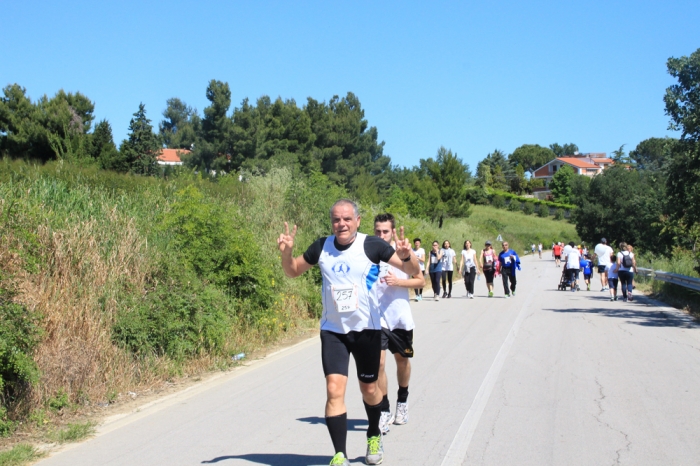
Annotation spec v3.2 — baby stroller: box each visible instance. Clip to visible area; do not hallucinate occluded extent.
[558,268,579,291]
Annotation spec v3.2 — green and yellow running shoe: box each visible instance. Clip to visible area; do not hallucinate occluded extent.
[330,452,349,466]
[366,435,384,464]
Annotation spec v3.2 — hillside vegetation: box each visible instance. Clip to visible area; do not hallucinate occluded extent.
[0,159,574,436]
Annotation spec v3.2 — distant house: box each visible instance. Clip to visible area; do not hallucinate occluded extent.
[156,148,190,166]
[532,153,613,199]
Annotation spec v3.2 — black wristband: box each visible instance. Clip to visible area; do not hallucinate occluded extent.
[402,255,411,262]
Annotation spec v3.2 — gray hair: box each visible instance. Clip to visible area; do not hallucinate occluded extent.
[330,199,360,219]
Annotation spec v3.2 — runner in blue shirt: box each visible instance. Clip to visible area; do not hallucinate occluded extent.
[497,241,521,298]
[580,254,593,291]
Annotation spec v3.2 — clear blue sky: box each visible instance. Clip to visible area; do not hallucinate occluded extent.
[3,0,698,170]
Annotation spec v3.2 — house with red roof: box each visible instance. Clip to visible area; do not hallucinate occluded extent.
[156,148,190,166]
[532,153,613,198]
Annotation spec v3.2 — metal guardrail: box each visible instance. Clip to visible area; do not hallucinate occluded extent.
[636,267,700,292]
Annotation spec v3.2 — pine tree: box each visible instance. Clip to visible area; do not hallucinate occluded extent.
[120,103,161,175]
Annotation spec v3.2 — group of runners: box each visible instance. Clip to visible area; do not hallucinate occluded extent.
[278,199,528,465]
[554,238,638,301]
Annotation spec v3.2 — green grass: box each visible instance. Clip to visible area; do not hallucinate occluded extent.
[52,422,95,444]
[635,249,700,315]
[0,444,43,466]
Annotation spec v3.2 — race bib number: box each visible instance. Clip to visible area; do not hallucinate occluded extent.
[504,255,511,265]
[332,284,359,313]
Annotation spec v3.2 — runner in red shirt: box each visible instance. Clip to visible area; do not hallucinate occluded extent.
[552,243,563,267]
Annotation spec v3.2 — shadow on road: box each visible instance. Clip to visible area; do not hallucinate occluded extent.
[542,299,697,328]
[201,453,364,465]
[296,416,368,430]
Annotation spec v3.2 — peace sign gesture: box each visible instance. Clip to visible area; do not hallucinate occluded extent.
[392,226,412,260]
[277,222,297,254]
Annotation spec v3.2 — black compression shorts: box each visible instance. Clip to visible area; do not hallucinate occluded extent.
[555,255,561,260]
[320,329,382,383]
[380,328,414,358]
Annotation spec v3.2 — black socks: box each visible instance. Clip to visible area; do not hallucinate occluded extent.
[325,413,347,457]
[397,386,409,403]
[380,394,391,412]
[364,400,382,438]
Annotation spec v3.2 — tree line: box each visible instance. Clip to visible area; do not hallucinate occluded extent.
[2,47,700,269]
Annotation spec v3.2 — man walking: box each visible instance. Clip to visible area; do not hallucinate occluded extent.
[278,199,420,466]
[593,238,614,291]
[498,241,521,298]
[373,214,424,435]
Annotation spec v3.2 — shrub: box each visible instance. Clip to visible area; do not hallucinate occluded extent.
[491,195,506,209]
[113,278,235,360]
[507,200,522,212]
[0,287,42,408]
[555,208,566,220]
[522,202,535,215]
[537,204,550,218]
[466,187,490,205]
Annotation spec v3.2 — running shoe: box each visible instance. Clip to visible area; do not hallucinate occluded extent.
[442,292,448,298]
[628,295,634,302]
[435,295,440,301]
[394,401,409,425]
[330,452,349,466]
[511,292,516,296]
[418,295,422,301]
[379,410,394,435]
[505,294,511,298]
[587,284,590,291]
[571,288,575,292]
[365,435,384,465]
[610,297,614,301]
[447,293,451,298]
[614,296,618,301]
[488,291,493,298]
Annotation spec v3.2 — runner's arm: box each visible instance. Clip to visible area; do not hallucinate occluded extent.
[383,270,425,289]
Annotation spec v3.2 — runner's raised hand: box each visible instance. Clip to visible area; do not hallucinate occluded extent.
[277,222,297,254]
[393,226,412,260]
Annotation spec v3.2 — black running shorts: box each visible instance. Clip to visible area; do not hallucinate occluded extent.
[483,269,495,284]
[597,265,606,273]
[555,255,561,260]
[320,329,382,383]
[380,328,414,358]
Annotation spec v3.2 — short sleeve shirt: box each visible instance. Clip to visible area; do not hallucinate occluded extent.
[440,248,456,271]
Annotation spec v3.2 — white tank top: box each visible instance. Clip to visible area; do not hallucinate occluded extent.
[318,233,383,333]
[376,263,415,331]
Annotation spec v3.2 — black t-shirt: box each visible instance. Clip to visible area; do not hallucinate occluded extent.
[303,235,395,266]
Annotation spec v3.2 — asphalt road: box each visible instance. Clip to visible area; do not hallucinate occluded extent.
[37,254,700,465]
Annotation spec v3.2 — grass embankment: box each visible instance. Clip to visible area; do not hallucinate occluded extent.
[635,249,700,316]
[0,159,577,448]
[0,160,325,444]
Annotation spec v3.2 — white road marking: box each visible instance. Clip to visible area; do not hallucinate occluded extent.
[441,289,535,465]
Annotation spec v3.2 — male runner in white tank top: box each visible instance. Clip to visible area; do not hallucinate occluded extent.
[372,213,425,435]
[278,200,420,466]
